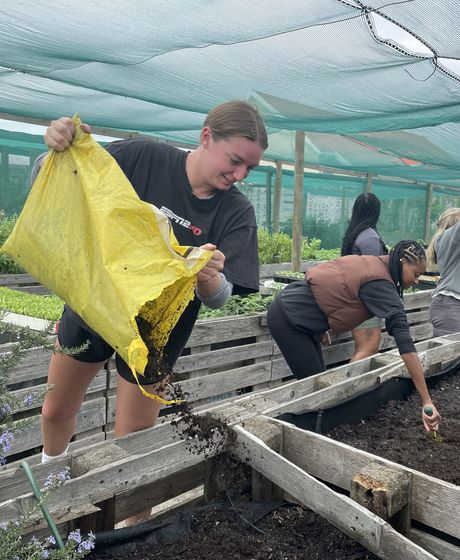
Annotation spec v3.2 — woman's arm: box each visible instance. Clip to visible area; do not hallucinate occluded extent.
[400,352,440,431]
[360,280,441,430]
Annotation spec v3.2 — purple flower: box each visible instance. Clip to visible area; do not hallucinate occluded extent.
[23,393,35,407]
[46,535,56,546]
[0,431,14,453]
[77,531,96,552]
[44,467,70,489]
[67,529,82,544]
[0,402,11,417]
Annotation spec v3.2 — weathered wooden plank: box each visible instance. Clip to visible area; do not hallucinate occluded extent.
[0,421,179,501]
[107,360,273,422]
[405,309,430,324]
[243,358,375,407]
[6,397,106,457]
[3,347,52,387]
[263,366,403,417]
[232,424,437,560]
[178,362,271,401]
[114,463,204,522]
[410,528,460,560]
[403,290,432,311]
[260,335,458,416]
[0,273,42,286]
[187,314,267,347]
[274,418,460,541]
[261,336,460,416]
[0,438,214,526]
[11,285,51,295]
[175,340,274,374]
[8,369,107,413]
[272,322,437,383]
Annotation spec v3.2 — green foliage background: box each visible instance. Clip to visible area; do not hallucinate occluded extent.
[0,215,24,274]
[0,218,341,320]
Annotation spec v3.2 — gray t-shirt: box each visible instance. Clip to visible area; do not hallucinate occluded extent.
[432,221,460,299]
[353,227,386,256]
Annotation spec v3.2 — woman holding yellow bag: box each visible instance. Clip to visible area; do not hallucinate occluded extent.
[37,100,268,465]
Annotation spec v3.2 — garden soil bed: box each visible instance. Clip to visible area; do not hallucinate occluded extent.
[87,367,460,560]
[327,366,460,486]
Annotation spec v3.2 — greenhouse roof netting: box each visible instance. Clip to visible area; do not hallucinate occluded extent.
[1,1,460,185]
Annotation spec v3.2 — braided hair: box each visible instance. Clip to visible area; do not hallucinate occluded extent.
[389,240,426,298]
[341,192,386,256]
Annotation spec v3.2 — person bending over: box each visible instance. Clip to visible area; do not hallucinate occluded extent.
[267,240,440,431]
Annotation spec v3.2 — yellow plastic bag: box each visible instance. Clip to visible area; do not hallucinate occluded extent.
[1,116,212,402]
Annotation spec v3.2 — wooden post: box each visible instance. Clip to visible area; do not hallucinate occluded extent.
[265,169,273,233]
[365,174,372,192]
[73,443,130,531]
[424,183,433,244]
[292,131,305,272]
[273,161,282,233]
[350,462,412,535]
[243,416,283,502]
[0,146,8,212]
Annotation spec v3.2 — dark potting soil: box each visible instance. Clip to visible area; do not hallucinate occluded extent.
[327,367,460,486]
[88,501,378,560]
[87,368,459,560]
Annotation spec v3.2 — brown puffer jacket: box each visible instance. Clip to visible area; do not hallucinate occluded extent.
[306,255,393,334]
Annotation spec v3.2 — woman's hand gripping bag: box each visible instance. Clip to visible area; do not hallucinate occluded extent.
[1,116,212,402]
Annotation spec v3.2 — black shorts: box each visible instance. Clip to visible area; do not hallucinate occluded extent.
[57,302,200,385]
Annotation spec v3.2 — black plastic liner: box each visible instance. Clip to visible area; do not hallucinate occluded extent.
[93,498,285,552]
[278,359,460,435]
[279,376,414,434]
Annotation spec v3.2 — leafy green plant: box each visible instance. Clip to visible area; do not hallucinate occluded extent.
[0,287,64,320]
[198,292,280,319]
[0,477,95,560]
[281,216,345,250]
[0,214,25,274]
[258,228,337,264]
[257,229,293,264]
[314,247,340,260]
[0,322,94,559]
[273,270,305,280]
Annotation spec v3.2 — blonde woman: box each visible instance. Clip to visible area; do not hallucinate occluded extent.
[427,208,460,336]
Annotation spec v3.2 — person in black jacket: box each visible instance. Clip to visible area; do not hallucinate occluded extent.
[267,240,440,432]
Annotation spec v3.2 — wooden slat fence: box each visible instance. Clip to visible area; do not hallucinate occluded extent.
[2,289,434,461]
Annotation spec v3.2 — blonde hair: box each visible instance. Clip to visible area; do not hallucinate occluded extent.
[426,207,460,269]
[203,100,268,150]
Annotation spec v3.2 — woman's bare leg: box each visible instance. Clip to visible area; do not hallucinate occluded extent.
[114,376,165,526]
[350,327,381,363]
[41,348,105,456]
[114,375,164,436]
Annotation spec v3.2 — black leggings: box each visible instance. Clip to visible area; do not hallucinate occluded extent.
[267,297,325,379]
